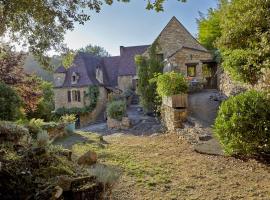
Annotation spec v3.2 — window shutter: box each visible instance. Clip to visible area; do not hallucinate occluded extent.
[67,91,71,102]
[77,90,81,102]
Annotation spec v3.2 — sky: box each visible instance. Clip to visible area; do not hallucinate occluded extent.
[64,0,218,56]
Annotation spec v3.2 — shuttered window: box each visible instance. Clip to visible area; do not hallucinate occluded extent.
[67,91,71,102]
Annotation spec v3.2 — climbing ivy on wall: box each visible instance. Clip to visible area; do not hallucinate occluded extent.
[55,86,99,116]
[135,42,163,114]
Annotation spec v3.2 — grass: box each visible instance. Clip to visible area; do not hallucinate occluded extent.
[62,131,270,200]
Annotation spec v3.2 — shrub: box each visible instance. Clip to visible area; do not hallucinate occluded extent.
[60,114,76,124]
[123,88,134,98]
[106,101,126,121]
[214,90,270,155]
[36,130,50,147]
[28,118,46,137]
[0,121,30,144]
[0,83,21,121]
[150,72,188,97]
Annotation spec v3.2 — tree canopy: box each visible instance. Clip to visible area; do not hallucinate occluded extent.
[0,0,186,68]
[78,44,110,57]
[198,0,270,85]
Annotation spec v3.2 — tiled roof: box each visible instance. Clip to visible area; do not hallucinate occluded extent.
[54,45,148,88]
[118,45,149,76]
[54,66,66,73]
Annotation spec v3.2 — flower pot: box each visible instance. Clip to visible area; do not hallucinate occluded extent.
[163,94,188,108]
[64,122,75,134]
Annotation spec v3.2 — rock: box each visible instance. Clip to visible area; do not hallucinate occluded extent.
[57,176,73,191]
[199,134,212,141]
[53,186,63,199]
[121,117,131,129]
[77,150,97,166]
[59,149,72,161]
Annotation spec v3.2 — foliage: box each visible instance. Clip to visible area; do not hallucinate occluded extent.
[60,114,77,124]
[62,51,75,69]
[123,88,134,98]
[135,42,163,113]
[0,45,43,113]
[0,0,186,68]
[214,90,270,155]
[85,86,99,111]
[106,101,126,121]
[0,82,21,121]
[36,130,50,147]
[0,121,30,144]
[150,72,188,97]
[28,118,45,136]
[216,0,270,85]
[108,93,125,103]
[197,6,222,50]
[27,81,55,121]
[78,44,111,57]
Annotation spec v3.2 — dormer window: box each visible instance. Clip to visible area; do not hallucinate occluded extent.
[71,72,79,84]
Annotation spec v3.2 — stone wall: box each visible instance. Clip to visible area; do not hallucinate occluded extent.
[218,68,270,97]
[161,105,187,131]
[54,87,88,110]
[154,17,207,58]
[80,87,108,127]
[107,117,131,130]
[167,48,213,81]
[118,75,134,91]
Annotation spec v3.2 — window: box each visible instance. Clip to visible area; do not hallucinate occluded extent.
[68,90,81,102]
[71,72,79,84]
[187,65,196,77]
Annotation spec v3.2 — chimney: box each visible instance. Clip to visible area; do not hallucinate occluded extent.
[120,46,125,56]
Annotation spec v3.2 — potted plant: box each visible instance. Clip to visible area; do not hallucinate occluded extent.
[60,114,77,133]
[151,71,188,108]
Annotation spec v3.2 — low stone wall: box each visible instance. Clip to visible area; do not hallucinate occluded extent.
[107,117,131,130]
[218,69,270,97]
[161,105,187,131]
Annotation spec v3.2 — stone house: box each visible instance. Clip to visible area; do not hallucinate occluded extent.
[53,16,215,126]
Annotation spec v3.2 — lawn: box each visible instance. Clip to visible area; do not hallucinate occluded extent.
[65,131,270,200]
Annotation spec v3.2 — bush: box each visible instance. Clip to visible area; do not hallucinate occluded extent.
[28,118,46,137]
[214,90,270,155]
[0,83,21,121]
[60,114,76,124]
[123,88,134,98]
[0,121,30,144]
[106,101,126,121]
[150,72,188,97]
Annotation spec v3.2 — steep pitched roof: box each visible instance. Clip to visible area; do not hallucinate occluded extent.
[155,16,207,52]
[102,56,121,87]
[118,45,150,76]
[54,66,66,73]
[60,53,102,88]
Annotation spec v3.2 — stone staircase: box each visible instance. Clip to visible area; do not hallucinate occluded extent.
[131,94,139,105]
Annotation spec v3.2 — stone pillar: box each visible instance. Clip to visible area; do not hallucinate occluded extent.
[161,104,187,131]
[197,62,203,80]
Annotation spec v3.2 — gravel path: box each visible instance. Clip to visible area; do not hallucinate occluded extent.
[188,89,220,127]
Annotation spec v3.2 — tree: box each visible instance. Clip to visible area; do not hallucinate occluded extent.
[197,7,222,50]
[27,81,55,121]
[0,82,21,121]
[0,45,43,114]
[216,0,270,85]
[0,0,186,68]
[78,44,110,57]
[135,43,163,113]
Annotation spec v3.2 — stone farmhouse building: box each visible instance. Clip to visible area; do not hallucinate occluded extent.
[53,17,216,126]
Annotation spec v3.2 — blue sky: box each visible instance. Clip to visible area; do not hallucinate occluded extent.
[64,0,218,56]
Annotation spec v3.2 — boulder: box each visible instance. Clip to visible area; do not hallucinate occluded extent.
[77,150,97,166]
[57,176,73,191]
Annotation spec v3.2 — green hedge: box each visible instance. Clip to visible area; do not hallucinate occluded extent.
[214,90,270,155]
